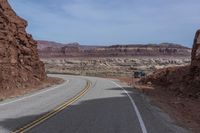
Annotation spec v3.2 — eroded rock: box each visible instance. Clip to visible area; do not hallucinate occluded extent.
[0,0,46,89]
[191,30,200,74]
[141,29,200,99]
[37,40,191,58]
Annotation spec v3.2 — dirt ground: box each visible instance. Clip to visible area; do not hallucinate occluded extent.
[116,76,200,133]
[0,77,64,101]
[42,57,190,77]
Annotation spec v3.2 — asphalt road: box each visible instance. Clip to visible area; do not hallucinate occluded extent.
[0,74,190,133]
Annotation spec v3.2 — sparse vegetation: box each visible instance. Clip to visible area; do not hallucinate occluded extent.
[41,57,190,77]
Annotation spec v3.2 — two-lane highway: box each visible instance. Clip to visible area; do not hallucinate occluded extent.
[0,74,190,133]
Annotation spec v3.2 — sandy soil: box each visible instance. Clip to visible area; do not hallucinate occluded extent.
[42,57,190,77]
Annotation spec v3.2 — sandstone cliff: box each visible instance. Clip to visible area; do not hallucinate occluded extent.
[37,40,191,58]
[0,0,46,89]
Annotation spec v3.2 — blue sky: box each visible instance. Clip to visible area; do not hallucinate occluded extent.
[9,0,200,47]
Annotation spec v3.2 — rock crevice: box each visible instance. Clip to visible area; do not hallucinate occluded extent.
[191,30,200,75]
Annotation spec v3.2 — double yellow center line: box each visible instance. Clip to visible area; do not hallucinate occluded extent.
[12,80,91,133]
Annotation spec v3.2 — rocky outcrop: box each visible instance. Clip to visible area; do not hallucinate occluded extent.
[191,30,200,75]
[0,0,46,89]
[141,30,200,99]
[37,40,191,58]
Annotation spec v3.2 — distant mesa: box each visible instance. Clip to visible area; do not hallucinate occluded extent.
[37,40,191,58]
[0,0,46,90]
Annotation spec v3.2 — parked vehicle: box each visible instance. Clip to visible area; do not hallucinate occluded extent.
[134,71,146,78]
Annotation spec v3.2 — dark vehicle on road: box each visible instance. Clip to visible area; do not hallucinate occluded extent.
[134,71,146,78]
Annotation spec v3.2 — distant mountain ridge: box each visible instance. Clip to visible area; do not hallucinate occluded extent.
[37,40,191,58]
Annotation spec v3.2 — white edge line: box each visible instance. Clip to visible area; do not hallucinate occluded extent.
[0,80,69,106]
[112,81,148,133]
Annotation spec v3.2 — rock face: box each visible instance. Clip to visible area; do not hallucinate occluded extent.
[141,29,200,99]
[0,0,46,89]
[37,40,191,58]
[191,30,200,75]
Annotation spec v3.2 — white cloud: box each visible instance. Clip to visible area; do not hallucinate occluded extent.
[8,0,200,46]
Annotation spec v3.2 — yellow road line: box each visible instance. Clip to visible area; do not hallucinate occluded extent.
[12,80,91,133]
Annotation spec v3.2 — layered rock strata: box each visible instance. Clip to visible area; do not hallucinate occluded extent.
[0,0,46,89]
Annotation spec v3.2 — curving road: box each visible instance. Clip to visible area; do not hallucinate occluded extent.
[0,74,190,133]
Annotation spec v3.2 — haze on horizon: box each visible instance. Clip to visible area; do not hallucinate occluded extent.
[9,0,200,47]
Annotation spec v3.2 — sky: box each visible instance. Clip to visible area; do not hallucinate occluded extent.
[9,0,200,47]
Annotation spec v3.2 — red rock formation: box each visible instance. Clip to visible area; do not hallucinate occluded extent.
[0,0,46,89]
[37,40,191,58]
[141,29,200,99]
[191,30,200,75]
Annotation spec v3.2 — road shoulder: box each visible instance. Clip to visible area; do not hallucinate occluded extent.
[110,78,191,133]
[0,77,64,102]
